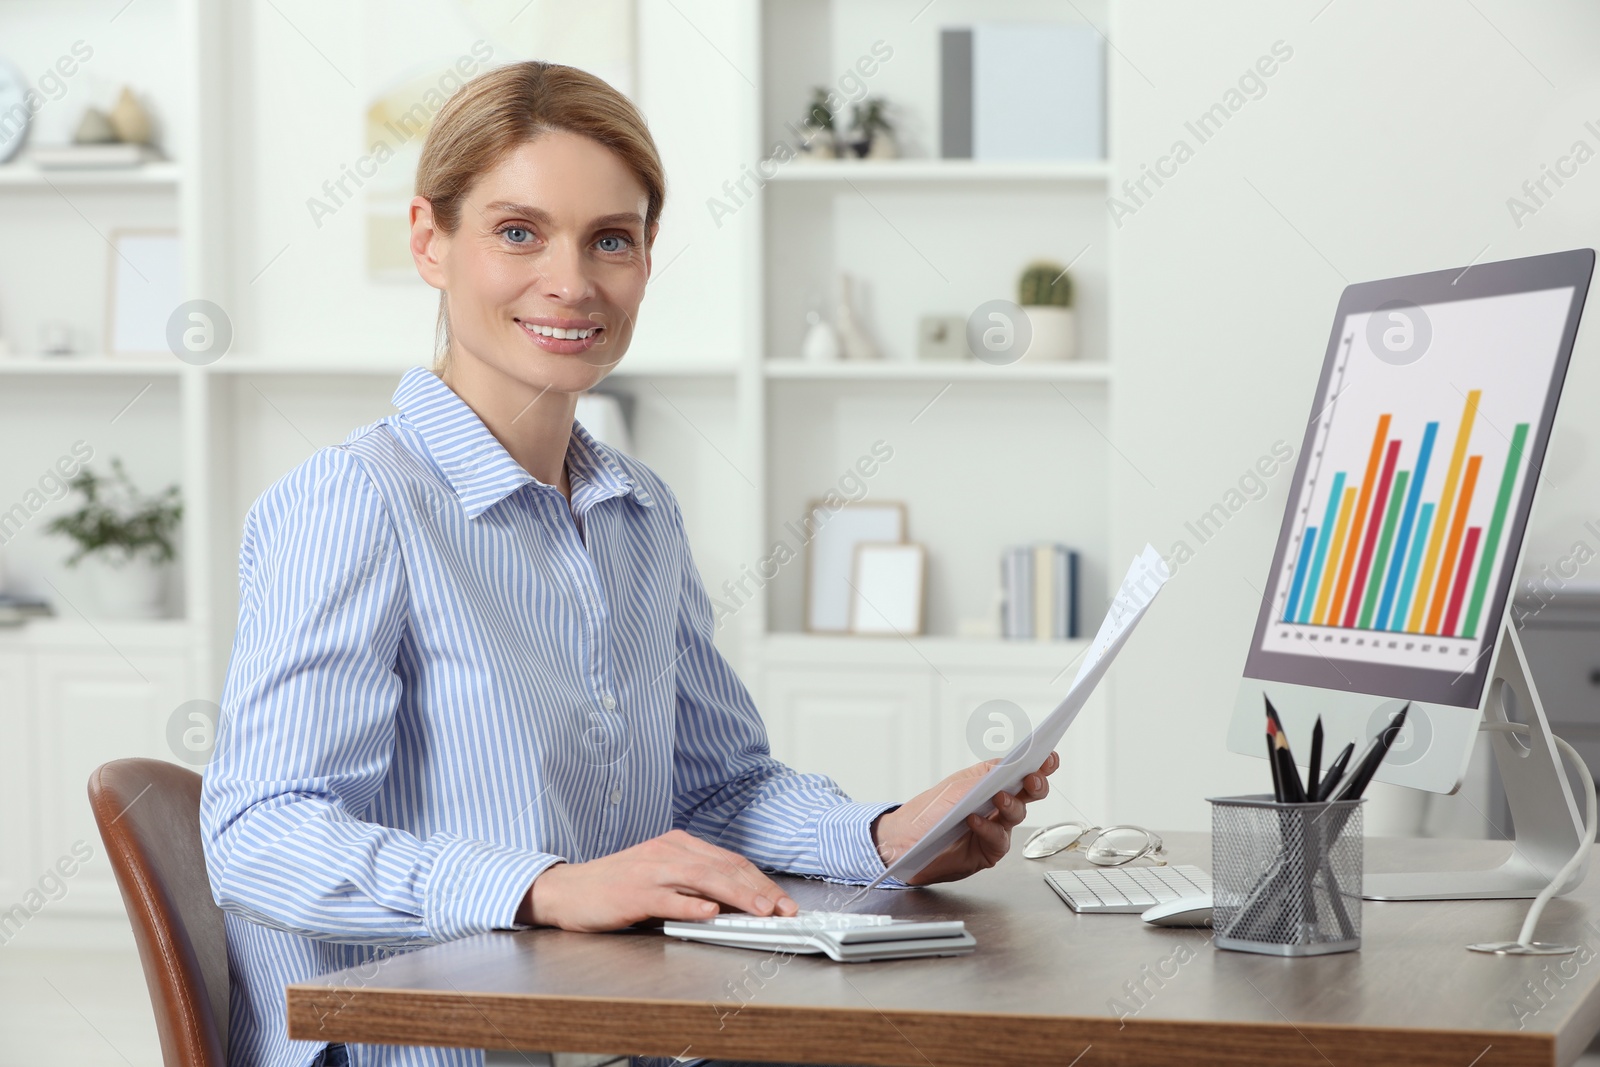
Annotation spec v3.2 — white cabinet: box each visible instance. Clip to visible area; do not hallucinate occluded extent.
[32,647,188,914]
[0,650,30,904]
[761,666,935,806]
[759,636,1107,828]
[0,623,193,926]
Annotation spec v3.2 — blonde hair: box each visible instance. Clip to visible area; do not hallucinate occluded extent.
[414,61,666,372]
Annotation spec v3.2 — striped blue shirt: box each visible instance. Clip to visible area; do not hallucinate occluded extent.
[200,366,900,1067]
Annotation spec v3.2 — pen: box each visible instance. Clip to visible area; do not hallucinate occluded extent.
[1307,716,1324,802]
[1332,703,1410,802]
[1315,741,1355,801]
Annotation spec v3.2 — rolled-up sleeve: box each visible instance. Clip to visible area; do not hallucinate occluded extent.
[199,447,562,946]
[661,491,908,888]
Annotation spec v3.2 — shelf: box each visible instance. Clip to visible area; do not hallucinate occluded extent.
[210,356,738,377]
[0,161,182,189]
[764,360,1110,383]
[0,355,185,375]
[0,617,195,650]
[762,632,1090,672]
[0,355,740,378]
[766,160,1110,184]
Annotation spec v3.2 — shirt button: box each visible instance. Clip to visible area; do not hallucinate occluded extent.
[601,694,617,711]
[609,788,623,805]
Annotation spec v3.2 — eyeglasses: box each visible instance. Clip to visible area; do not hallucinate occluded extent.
[1021,821,1166,866]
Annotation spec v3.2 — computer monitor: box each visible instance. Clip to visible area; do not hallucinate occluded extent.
[1226,249,1595,899]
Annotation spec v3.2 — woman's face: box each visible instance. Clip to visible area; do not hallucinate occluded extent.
[411,130,653,394]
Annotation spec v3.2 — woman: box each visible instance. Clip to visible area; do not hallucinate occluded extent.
[200,61,1057,1067]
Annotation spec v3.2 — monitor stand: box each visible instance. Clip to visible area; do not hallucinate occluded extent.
[1364,624,1590,901]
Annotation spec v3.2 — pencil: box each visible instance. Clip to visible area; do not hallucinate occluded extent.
[1267,720,1284,802]
[1272,725,1306,803]
[1307,716,1324,802]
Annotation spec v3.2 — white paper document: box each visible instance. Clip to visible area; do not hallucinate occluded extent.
[873,544,1170,886]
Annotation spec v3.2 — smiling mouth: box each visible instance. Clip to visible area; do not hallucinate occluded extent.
[513,317,607,355]
[520,321,601,340]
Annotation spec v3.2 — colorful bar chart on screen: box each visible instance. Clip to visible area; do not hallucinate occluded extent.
[1277,388,1525,640]
[1257,286,1578,672]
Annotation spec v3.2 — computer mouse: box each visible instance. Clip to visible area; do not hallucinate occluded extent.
[1141,896,1213,927]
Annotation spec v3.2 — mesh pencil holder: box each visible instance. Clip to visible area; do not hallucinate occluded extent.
[1208,794,1364,957]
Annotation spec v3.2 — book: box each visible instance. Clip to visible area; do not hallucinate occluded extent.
[940,29,974,159]
[1001,543,1079,640]
[971,23,1105,162]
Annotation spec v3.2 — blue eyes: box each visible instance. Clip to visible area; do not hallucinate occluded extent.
[495,225,634,253]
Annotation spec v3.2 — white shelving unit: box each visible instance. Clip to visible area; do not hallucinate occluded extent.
[0,0,1118,941]
[743,0,1117,822]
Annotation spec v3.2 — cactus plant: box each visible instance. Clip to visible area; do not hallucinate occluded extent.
[1018,261,1073,308]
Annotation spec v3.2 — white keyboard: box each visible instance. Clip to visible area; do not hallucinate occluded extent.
[663,910,975,962]
[1045,864,1213,913]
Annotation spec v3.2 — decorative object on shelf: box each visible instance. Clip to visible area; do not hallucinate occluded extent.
[1018,260,1076,361]
[845,96,896,160]
[806,501,906,633]
[575,391,633,454]
[801,308,840,362]
[108,87,154,144]
[916,314,967,361]
[39,320,77,356]
[1001,543,1079,640]
[0,57,29,164]
[0,591,53,627]
[940,24,1105,161]
[46,457,183,620]
[106,229,182,356]
[72,106,118,144]
[835,273,881,360]
[849,542,926,635]
[794,88,838,161]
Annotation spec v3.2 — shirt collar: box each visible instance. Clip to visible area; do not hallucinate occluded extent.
[389,366,655,520]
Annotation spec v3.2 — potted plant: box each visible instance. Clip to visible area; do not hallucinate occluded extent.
[46,458,182,619]
[1018,260,1076,361]
[795,88,838,160]
[847,96,897,159]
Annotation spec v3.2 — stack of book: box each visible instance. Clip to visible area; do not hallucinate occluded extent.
[1000,544,1079,640]
[0,592,53,627]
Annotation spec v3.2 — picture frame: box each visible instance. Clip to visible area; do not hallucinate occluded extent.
[105,228,182,357]
[804,500,906,633]
[849,542,927,636]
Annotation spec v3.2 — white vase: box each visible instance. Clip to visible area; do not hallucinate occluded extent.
[86,555,168,619]
[1022,306,1076,361]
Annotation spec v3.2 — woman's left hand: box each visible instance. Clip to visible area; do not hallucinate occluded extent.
[872,751,1060,885]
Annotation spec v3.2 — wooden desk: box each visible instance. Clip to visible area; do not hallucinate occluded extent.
[288,834,1600,1066]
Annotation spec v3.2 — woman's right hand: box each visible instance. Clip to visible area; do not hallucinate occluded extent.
[519,829,799,932]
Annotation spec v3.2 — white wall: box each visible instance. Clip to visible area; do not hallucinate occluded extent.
[1109,0,1600,829]
[229,0,757,370]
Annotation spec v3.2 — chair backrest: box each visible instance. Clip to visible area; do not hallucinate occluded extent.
[88,758,229,1067]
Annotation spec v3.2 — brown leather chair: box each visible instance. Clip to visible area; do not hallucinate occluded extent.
[88,758,229,1067]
